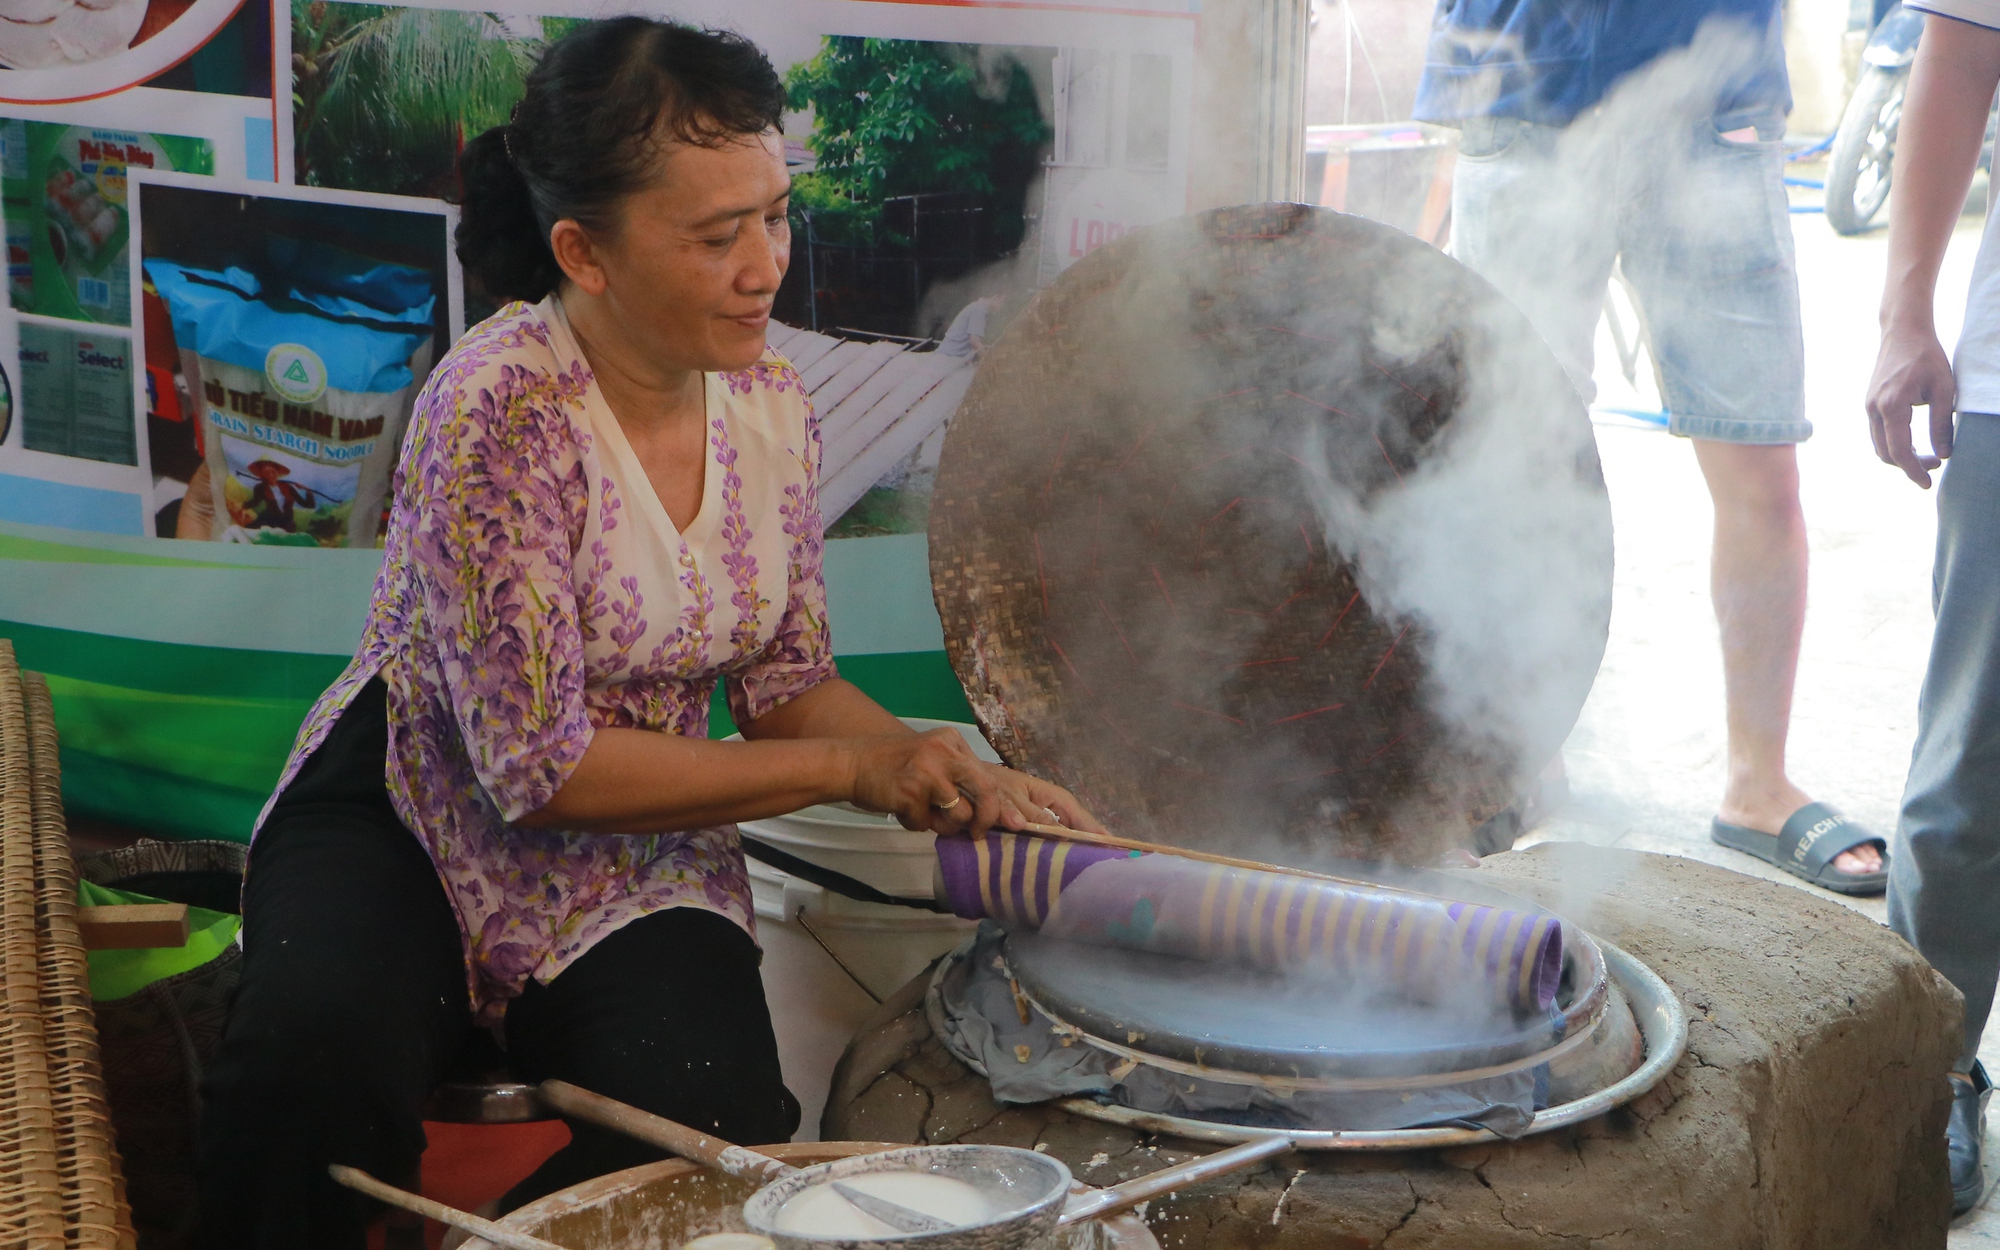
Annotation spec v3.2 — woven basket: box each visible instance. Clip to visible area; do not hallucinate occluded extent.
[76,841,243,1249]
[24,673,132,1249]
[0,641,67,1249]
[0,639,141,1248]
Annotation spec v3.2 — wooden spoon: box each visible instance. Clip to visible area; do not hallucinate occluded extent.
[534,1083,943,1230]
[536,1080,793,1183]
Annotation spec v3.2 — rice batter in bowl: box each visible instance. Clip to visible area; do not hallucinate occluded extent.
[772,1173,998,1239]
[744,1145,1073,1250]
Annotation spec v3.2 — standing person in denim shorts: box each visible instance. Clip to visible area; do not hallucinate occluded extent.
[1866,0,2000,1215]
[1415,2,1890,893]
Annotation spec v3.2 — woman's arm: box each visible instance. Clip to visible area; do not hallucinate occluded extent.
[515,719,859,834]
[1868,12,2000,486]
[523,677,900,834]
[522,367,1099,838]
[740,678,1099,830]
[740,671,908,740]
[520,676,1101,836]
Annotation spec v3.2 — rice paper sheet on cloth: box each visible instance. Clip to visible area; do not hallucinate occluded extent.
[931,924,1545,1135]
[935,832,1565,1014]
[146,253,435,549]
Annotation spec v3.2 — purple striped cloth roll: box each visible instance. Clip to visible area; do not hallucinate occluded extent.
[935,832,1564,1014]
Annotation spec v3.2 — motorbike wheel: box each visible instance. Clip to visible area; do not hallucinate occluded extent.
[1826,64,1906,235]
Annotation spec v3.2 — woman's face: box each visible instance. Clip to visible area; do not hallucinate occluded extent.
[581,128,792,374]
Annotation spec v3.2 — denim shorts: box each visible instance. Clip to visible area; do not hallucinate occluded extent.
[1449,108,1810,445]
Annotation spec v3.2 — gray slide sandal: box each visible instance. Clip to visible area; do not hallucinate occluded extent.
[1710,801,1888,897]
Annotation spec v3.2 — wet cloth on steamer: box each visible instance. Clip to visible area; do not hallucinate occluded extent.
[930,923,1545,1135]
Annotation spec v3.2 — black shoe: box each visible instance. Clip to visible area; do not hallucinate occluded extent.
[1951,1062,1992,1215]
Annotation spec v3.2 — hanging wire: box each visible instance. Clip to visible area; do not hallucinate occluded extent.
[1348,0,1392,122]
[1342,0,1352,124]
[794,907,883,1005]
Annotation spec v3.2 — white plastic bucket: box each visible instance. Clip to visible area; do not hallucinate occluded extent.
[734,718,993,1140]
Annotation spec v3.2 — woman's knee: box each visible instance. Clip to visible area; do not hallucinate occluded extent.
[205,979,436,1122]
[207,919,470,1140]
[506,909,795,1138]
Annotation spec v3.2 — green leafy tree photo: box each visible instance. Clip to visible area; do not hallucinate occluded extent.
[785,37,1052,245]
[292,2,579,197]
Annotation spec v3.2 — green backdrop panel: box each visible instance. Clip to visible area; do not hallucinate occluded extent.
[1,619,350,699]
[832,651,976,724]
[44,673,315,793]
[706,649,975,738]
[7,622,972,843]
[61,748,270,843]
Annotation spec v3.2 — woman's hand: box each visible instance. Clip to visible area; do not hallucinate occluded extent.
[848,728,1102,836]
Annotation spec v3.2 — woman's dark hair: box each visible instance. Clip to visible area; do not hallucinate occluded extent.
[453,18,785,305]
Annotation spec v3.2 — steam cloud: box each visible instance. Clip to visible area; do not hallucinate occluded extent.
[932,19,1779,871]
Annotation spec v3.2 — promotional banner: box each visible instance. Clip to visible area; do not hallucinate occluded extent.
[0,0,1297,840]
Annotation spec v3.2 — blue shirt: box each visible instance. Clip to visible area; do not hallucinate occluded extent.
[1413,0,1791,127]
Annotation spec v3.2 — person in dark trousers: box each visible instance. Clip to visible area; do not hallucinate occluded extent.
[1865,0,2000,1216]
[1413,0,1891,894]
[194,20,1096,1247]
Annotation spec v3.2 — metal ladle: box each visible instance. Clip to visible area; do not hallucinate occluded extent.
[536,1080,1295,1247]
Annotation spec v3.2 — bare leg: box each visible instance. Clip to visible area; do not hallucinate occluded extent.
[1693,440,1882,875]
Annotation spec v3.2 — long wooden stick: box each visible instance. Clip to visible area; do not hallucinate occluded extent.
[1057,1135,1296,1225]
[327,1166,567,1250]
[536,1080,794,1185]
[1014,821,1453,902]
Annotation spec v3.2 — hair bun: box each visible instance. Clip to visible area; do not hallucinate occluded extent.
[453,124,562,306]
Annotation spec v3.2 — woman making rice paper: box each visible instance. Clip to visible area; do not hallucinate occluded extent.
[195,20,1097,1245]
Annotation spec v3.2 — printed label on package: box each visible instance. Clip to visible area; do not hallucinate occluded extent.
[2,122,215,327]
[18,320,134,465]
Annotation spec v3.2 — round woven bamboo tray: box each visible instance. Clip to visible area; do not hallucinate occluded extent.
[928,203,1613,863]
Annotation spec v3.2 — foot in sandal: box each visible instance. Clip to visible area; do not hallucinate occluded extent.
[1709,785,1887,897]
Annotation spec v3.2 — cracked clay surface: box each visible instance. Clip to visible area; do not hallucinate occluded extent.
[822,844,1960,1249]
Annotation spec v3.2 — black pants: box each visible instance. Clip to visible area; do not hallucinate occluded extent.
[195,679,798,1249]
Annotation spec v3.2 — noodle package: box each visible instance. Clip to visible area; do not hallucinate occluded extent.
[146,254,435,548]
[1,121,213,324]
[936,832,1565,1014]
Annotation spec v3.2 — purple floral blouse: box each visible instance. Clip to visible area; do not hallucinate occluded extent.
[257,296,837,1022]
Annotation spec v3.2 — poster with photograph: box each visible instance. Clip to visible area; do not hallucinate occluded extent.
[285,3,1194,537]
[130,170,458,543]
[0,0,266,99]
[0,0,1297,850]
[0,0,281,561]
[4,119,215,324]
